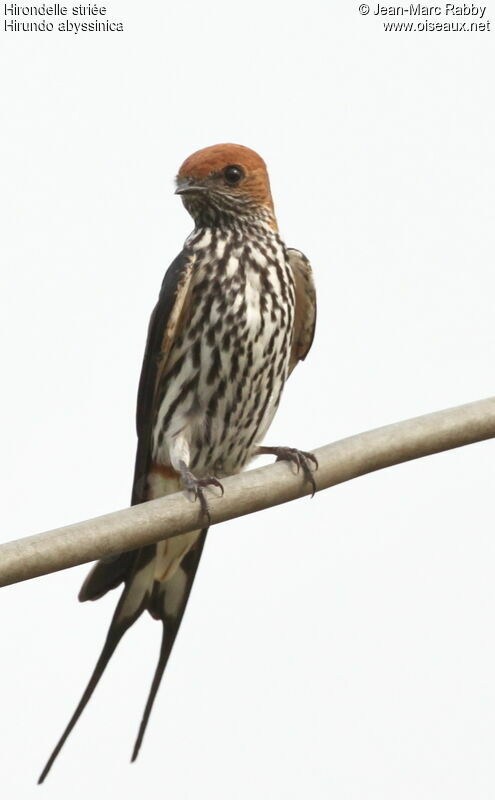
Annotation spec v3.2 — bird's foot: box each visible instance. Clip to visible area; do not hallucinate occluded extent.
[255,446,318,497]
[178,461,224,524]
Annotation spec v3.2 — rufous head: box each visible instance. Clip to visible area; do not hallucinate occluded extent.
[175,143,276,229]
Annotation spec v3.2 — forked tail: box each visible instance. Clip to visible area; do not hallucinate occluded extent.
[38,531,206,782]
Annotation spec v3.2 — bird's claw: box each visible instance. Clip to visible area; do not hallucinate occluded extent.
[276,448,318,497]
[179,463,225,523]
[257,446,318,497]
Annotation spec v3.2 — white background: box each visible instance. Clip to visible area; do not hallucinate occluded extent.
[1,1,495,797]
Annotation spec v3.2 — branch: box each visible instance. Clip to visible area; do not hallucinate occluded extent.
[1,397,494,589]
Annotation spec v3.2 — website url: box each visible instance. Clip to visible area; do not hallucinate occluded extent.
[383,19,490,30]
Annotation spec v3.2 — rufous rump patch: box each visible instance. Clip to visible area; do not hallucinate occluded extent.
[150,463,179,480]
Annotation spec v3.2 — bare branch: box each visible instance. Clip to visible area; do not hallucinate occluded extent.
[1,396,494,589]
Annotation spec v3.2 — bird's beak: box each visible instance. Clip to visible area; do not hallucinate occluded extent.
[175,181,208,196]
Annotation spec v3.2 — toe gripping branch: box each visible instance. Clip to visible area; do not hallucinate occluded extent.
[178,461,224,524]
[255,446,319,496]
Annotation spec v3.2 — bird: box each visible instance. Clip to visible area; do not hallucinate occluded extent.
[38,143,317,782]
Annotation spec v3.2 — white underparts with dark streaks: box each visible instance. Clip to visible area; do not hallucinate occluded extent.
[151,223,296,481]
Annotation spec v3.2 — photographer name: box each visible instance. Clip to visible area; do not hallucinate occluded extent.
[373,3,487,15]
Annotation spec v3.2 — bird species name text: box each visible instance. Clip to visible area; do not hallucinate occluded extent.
[2,3,124,31]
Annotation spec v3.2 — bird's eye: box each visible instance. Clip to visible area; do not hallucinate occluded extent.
[223,164,245,185]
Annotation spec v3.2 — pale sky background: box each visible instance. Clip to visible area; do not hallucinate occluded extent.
[1,1,495,797]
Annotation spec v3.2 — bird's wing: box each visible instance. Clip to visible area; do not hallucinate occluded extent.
[39,249,204,783]
[132,249,196,504]
[286,248,317,374]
